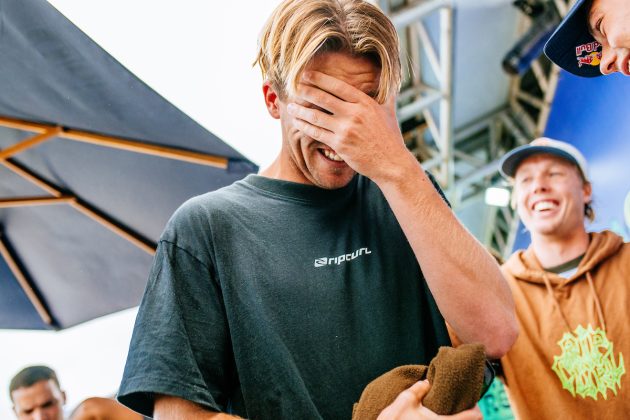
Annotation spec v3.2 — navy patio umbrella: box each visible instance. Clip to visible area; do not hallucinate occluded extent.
[0,0,257,329]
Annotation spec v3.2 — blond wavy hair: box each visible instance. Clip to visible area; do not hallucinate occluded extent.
[254,0,401,104]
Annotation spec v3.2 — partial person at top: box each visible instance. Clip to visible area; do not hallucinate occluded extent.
[117,0,518,419]
[498,138,630,419]
[9,365,142,420]
[544,0,630,76]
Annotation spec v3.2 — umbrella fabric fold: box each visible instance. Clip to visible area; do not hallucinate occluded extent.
[0,0,258,330]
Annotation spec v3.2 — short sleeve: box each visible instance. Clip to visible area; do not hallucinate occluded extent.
[117,240,234,417]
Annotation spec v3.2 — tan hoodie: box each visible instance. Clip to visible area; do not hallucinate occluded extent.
[501,230,630,420]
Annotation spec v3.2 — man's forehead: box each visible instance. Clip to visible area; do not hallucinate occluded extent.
[12,379,60,400]
[304,52,381,92]
[515,153,575,173]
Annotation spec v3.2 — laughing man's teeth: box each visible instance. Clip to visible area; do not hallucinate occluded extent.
[534,201,557,211]
[323,149,344,162]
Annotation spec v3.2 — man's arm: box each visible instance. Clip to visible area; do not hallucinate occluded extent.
[374,157,517,357]
[288,71,518,358]
[70,397,143,420]
[154,395,242,420]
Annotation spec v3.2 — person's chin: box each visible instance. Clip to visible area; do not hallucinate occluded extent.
[307,157,354,189]
[312,169,355,189]
[529,219,562,236]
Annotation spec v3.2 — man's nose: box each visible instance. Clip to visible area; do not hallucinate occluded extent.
[599,45,618,75]
[31,410,48,420]
[532,176,549,192]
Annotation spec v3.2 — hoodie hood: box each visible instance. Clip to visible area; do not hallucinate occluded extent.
[503,230,624,287]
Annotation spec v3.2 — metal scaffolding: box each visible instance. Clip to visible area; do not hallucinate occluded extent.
[383,0,567,258]
[382,0,455,190]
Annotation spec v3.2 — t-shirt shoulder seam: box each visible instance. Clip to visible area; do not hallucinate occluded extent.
[159,239,212,271]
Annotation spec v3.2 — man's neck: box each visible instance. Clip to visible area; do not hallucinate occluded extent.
[530,229,590,269]
[260,155,306,183]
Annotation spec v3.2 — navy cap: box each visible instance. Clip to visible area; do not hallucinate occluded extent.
[500,137,589,181]
[544,0,602,77]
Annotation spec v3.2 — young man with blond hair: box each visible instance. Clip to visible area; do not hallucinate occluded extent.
[499,138,630,419]
[117,1,517,418]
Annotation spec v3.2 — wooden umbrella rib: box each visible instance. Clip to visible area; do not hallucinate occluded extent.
[0,159,63,197]
[0,197,155,255]
[61,130,229,168]
[0,237,53,325]
[0,116,50,133]
[0,127,61,160]
[0,159,155,255]
[0,115,230,168]
[0,196,74,208]
[68,201,156,256]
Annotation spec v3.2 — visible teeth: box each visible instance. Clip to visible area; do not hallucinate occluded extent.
[534,201,556,211]
[323,149,344,162]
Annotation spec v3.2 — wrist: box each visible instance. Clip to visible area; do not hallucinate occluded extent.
[373,149,423,189]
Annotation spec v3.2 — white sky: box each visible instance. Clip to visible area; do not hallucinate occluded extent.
[0,1,283,417]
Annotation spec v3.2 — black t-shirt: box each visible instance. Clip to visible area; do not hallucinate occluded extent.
[118,174,450,419]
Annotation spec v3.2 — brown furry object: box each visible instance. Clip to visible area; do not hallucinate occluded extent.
[352,343,486,419]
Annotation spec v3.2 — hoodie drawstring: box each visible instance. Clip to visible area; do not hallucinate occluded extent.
[541,272,573,332]
[585,271,607,331]
[540,270,607,334]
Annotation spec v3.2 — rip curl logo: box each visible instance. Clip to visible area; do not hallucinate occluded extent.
[575,41,602,68]
[314,247,372,267]
[552,324,625,400]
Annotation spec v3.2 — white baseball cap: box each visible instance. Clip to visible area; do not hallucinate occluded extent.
[500,137,589,182]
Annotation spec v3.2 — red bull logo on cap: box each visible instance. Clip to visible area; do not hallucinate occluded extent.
[575,41,602,68]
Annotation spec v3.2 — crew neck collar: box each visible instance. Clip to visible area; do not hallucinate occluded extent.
[242,174,358,203]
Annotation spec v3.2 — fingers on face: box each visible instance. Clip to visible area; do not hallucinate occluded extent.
[291,117,331,144]
[287,102,335,132]
[296,84,340,115]
[302,70,362,103]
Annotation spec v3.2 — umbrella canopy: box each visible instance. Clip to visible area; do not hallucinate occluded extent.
[0,0,258,330]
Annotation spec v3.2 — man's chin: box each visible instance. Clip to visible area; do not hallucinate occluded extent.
[529,222,562,237]
[313,172,356,190]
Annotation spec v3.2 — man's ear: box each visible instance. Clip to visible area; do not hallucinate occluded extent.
[583,181,593,203]
[61,390,67,405]
[263,81,281,120]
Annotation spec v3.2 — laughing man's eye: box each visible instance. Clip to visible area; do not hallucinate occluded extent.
[588,13,604,39]
[590,16,604,39]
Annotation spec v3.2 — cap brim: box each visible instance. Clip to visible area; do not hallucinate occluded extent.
[499,145,580,179]
[544,0,602,78]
